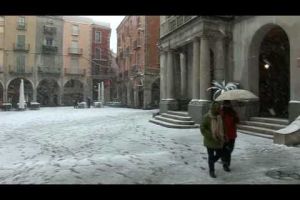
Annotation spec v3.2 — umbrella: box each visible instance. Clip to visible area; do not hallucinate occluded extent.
[215,89,259,101]
[18,79,25,109]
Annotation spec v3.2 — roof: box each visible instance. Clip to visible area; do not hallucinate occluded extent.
[63,16,94,24]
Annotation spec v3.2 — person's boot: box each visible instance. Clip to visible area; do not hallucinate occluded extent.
[223,164,231,172]
[209,171,217,178]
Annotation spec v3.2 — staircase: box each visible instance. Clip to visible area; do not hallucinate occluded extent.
[237,117,289,139]
[149,111,199,129]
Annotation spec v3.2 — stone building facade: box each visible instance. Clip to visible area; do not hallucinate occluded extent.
[90,21,112,102]
[159,16,300,124]
[116,16,160,109]
[0,16,112,107]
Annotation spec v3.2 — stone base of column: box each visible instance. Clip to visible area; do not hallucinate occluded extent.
[188,100,211,124]
[233,100,259,121]
[289,101,300,122]
[159,99,178,114]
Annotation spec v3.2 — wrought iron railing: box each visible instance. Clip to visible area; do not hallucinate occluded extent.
[160,16,197,37]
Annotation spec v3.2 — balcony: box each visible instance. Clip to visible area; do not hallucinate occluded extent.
[160,16,197,37]
[44,25,57,34]
[42,44,58,54]
[133,39,142,50]
[68,48,83,55]
[13,43,30,52]
[38,66,61,74]
[9,65,32,74]
[17,23,27,30]
[64,67,85,76]
[145,67,159,75]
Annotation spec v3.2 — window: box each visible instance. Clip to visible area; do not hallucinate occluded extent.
[72,25,79,35]
[44,37,54,46]
[95,48,101,59]
[18,17,25,26]
[71,56,79,68]
[71,41,78,49]
[17,35,25,48]
[95,31,101,43]
[16,54,25,72]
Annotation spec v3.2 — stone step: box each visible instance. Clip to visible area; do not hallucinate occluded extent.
[161,113,192,121]
[249,117,289,125]
[149,119,200,129]
[237,124,275,135]
[155,116,195,125]
[239,121,286,130]
[167,111,189,117]
[238,129,273,140]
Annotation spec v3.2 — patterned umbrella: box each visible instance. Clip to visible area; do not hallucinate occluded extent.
[215,89,259,101]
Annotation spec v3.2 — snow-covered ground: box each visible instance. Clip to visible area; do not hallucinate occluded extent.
[0,107,299,184]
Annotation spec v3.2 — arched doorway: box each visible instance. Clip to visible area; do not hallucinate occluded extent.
[259,27,290,118]
[7,78,33,108]
[151,78,160,108]
[63,79,84,106]
[37,79,60,106]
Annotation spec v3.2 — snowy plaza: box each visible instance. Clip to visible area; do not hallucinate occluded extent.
[0,107,300,184]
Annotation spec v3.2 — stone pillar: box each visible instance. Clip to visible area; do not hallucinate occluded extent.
[58,87,63,106]
[188,38,201,123]
[160,51,167,100]
[192,38,200,99]
[33,87,37,102]
[159,49,178,113]
[98,82,101,102]
[127,82,131,107]
[166,50,174,99]
[134,85,138,108]
[180,52,187,98]
[188,34,212,124]
[199,35,211,101]
[101,81,105,103]
[3,87,7,102]
[215,37,225,82]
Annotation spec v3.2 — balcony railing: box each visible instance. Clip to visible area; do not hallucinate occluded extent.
[145,67,159,75]
[68,48,83,55]
[17,23,27,30]
[13,43,30,52]
[133,39,142,50]
[38,66,61,74]
[64,67,85,76]
[44,25,57,34]
[42,45,58,53]
[160,16,197,37]
[9,65,32,74]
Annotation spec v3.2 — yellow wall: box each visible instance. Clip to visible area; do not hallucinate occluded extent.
[4,16,37,71]
[63,19,91,73]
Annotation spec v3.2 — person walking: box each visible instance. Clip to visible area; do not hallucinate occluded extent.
[220,100,239,172]
[200,102,225,178]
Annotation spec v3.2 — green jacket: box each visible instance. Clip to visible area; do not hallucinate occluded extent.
[200,114,223,149]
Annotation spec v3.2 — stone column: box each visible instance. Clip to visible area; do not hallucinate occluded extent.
[127,82,131,107]
[33,87,37,102]
[180,52,187,98]
[134,84,138,108]
[199,35,211,101]
[3,87,7,102]
[192,38,200,99]
[215,37,225,82]
[160,51,167,100]
[166,49,174,99]
[159,48,178,113]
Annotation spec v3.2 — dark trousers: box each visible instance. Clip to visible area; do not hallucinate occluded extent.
[221,139,235,167]
[207,148,223,172]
